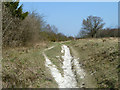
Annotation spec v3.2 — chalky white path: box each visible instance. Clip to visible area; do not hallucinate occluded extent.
[43,45,85,88]
[61,45,78,88]
[73,58,85,79]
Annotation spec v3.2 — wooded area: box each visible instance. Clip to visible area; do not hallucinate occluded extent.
[77,16,118,38]
[2,1,72,48]
[2,1,118,47]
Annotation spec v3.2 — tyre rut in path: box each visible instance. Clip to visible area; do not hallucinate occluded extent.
[43,45,85,88]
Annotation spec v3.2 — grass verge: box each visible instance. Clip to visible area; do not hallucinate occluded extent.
[2,42,58,88]
[45,43,64,76]
[65,38,118,88]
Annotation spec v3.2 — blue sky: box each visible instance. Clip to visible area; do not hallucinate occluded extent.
[20,2,118,36]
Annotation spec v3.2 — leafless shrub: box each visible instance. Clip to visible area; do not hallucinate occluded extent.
[2,4,22,47]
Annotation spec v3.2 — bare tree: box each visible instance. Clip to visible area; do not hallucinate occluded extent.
[51,25,58,34]
[81,16,105,38]
[19,12,44,46]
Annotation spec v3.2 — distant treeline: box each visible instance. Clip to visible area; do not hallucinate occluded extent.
[2,1,118,47]
[77,16,118,38]
[77,28,118,39]
[2,1,73,47]
[96,28,118,38]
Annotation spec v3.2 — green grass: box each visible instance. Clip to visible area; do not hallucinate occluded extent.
[45,42,64,76]
[65,38,118,88]
[2,42,58,88]
[2,38,119,88]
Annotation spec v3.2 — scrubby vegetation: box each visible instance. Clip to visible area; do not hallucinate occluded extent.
[2,42,58,88]
[66,38,118,88]
[2,1,72,48]
[2,1,73,88]
[2,1,119,89]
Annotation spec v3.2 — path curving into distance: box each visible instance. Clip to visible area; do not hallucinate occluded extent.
[43,45,85,88]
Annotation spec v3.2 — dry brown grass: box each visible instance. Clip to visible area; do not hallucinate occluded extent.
[2,42,57,88]
[65,37,118,88]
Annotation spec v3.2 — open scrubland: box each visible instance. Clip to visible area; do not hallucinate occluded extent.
[65,37,118,88]
[2,38,119,88]
[2,42,58,88]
